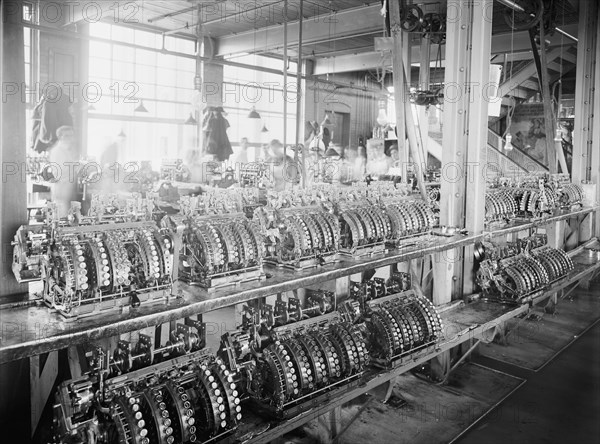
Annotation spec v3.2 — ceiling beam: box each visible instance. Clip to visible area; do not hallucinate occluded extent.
[313,51,393,75]
[497,47,563,97]
[560,51,577,63]
[490,28,577,53]
[311,21,579,75]
[215,4,382,57]
[147,5,196,23]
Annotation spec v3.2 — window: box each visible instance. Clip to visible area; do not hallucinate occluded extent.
[22,2,34,22]
[23,2,37,149]
[87,23,197,165]
[223,54,299,151]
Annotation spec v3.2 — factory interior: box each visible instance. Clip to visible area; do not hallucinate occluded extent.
[0,0,599,443]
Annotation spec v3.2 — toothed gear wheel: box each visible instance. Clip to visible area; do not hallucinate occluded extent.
[309,330,342,379]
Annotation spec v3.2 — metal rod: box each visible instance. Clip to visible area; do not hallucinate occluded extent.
[296,0,305,187]
[148,6,196,23]
[283,0,288,160]
[555,27,578,43]
[200,0,285,27]
[152,1,287,26]
[163,23,194,36]
[495,0,526,13]
[303,0,337,13]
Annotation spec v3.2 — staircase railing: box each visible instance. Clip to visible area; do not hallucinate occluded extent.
[487,129,549,173]
[485,143,527,179]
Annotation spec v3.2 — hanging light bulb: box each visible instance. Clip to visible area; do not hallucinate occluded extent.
[376,97,388,126]
[504,133,513,151]
[322,112,332,126]
[376,108,389,127]
[324,146,340,158]
[134,100,148,113]
[261,123,269,132]
[190,74,203,111]
[185,113,197,125]
[554,124,563,142]
[248,106,261,119]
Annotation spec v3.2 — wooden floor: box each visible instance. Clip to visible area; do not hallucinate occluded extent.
[478,286,600,371]
[280,280,600,444]
[459,320,600,444]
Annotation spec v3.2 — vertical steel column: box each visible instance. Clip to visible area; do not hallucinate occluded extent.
[399,20,411,171]
[389,0,406,176]
[462,0,493,295]
[433,0,471,304]
[1,0,28,297]
[433,0,492,303]
[283,0,288,158]
[572,1,598,184]
[418,37,431,166]
[295,0,305,187]
[592,7,600,237]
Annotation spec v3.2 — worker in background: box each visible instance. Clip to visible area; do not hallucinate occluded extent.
[230,137,249,169]
[266,139,298,191]
[94,132,127,194]
[387,144,400,173]
[354,137,367,181]
[184,149,204,183]
[46,125,80,217]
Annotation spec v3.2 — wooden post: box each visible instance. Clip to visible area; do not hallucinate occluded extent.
[30,352,59,436]
[328,406,343,442]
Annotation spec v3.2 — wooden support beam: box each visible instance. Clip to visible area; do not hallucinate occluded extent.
[497,47,564,98]
[560,51,577,64]
[327,406,343,442]
[30,352,58,436]
[547,61,566,72]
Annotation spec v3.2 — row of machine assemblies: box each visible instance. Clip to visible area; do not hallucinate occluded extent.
[12,182,578,319]
[52,273,444,444]
[12,185,435,318]
[484,175,585,223]
[475,233,574,301]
